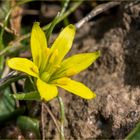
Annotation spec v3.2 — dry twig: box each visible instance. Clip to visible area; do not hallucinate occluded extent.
[75,1,120,29]
[0,22,15,34]
[43,102,61,134]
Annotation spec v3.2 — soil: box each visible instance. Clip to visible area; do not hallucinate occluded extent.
[46,2,140,139]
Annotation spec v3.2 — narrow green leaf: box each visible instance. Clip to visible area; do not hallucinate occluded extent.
[13,91,40,100]
[46,13,60,41]
[0,88,15,122]
[17,116,41,138]
[125,122,140,140]
[0,73,26,91]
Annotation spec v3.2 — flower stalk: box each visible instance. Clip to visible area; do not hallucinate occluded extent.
[58,96,65,140]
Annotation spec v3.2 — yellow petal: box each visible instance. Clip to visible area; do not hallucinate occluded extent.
[50,24,75,64]
[51,51,100,79]
[55,77,96,99]
[31,22,49,70]
[37,79,58,101]
[7,58,39,77]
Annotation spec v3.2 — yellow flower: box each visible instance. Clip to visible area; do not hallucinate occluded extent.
[7,22,100,101]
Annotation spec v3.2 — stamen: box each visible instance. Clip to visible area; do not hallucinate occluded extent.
[40,48,51,73]
[45,49,59,75]
[49,49,58,64]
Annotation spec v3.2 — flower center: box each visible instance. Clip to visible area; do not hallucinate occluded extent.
[40,49,61,83]
[40,72,50,82]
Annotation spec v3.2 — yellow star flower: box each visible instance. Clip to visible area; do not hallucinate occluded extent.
[7,22,100,101]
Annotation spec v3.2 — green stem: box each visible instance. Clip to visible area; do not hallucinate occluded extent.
[0,8,11,74]
[41,102,45,140]
[61,0,70,26]
[43,0,83,31]
[46,0,69,41]
[60,0,70,16]
[57,96,65,140]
